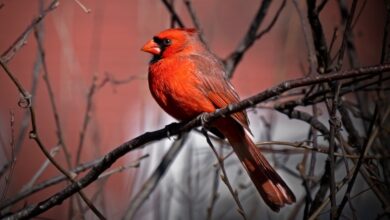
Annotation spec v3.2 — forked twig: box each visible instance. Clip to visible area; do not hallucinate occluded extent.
[202,130,247,220]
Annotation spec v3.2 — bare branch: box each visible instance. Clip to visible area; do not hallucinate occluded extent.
[183,0,201,31]
[0,0,59,63]
[335,0,359,70]
[97,72,145,90]
[20,146,60,193]
[0,112,16,204]
[206,153,220,220]
[75,75,98,165]
[161,0,185,28]
[256,0,286,40]
[293,0,318,74]
[307,0,330,72]
[33,27,73,166]
[224,0,272,77]
[73,0,91,13]
[328,83,342,219]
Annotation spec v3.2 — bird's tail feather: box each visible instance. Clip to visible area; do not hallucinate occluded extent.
[215,119,296,212]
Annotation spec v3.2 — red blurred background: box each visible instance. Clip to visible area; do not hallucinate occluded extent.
[0,0,385,219]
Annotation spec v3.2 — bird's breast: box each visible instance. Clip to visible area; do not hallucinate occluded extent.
[148,57,215,121]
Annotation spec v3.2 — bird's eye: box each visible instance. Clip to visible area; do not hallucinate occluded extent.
[162,39,172,46]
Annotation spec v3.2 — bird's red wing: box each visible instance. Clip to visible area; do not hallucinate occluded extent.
[206,91,251,132]
[189,54,251,131]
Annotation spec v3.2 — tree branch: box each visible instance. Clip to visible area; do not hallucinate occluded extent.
[224,0,272,77]
[0,0,59,63]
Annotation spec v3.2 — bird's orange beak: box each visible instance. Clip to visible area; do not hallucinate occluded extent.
[141,40,161,55]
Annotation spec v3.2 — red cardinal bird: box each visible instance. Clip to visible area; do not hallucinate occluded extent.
[142,28,295,211]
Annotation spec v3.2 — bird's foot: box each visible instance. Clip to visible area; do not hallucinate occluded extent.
[196,112,210,128]
[164,122,182,140]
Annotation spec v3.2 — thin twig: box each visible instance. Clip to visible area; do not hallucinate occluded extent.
[123,133,189,220]
[20,145,61,192]
[328,83,342,219]
[297,147,312,220]
[256,141,387,159]
[328,27,339,59]
[293,0,318,75]
[275,107,330,136]
[335,0,359,70]
[13,0,45,156]
[161,0,185,28]
[75,75,98,165]
[202,130,247,220]
[0,154,148,211]
[317,0,329,13]
[73,0,91,13]
[351,0,367,30]
[97,72,145,90]
[381,0,390,65]
[224,0,272,77]
[256,0,286,40]
[307,0,330,72]
[33,27,73,167]
[0,159,98,210]
[206,146,220,220]
[0,112,16,204]
[183,0,206,43]
[98,155,149,179]
[0,0,59,63]
[308,104,319,181]
[308,168,354,220]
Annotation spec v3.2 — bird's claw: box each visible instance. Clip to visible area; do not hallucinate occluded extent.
[164,122,181,140]
[196,113,209,127]
[215,108,223,116]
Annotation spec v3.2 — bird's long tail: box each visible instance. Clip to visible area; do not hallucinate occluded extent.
[215,119,296,212]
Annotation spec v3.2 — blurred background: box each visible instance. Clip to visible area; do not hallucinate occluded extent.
[0,0,387,219]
